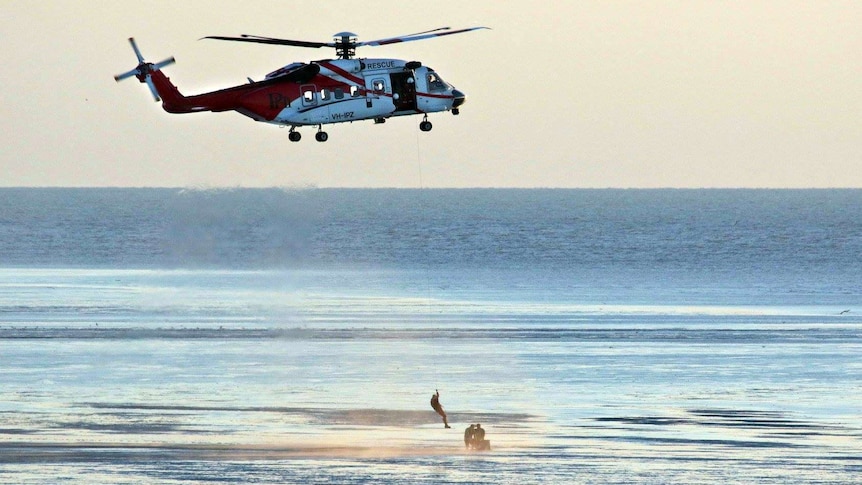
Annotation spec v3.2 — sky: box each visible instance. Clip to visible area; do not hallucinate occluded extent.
[1,1,859,188]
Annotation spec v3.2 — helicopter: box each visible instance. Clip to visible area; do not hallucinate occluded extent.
[115,27,488,142]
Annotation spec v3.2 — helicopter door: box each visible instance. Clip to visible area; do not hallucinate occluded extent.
[390,71,417,112]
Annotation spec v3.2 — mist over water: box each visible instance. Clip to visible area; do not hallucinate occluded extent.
[1,189,861,483]
[2,188,860,269]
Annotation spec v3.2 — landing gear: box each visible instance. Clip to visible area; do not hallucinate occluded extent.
[419,115,433,132]
[288,126,328,142]
[315,126,328,142]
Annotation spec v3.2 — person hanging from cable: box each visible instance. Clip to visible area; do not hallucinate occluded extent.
[430,389,451,428]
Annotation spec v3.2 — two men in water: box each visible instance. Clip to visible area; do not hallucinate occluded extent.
[464,423,488,450]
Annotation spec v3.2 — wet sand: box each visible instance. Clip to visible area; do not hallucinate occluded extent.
[1,405,528,464]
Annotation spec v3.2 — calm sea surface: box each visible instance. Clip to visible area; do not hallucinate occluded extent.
[1,189,860,483]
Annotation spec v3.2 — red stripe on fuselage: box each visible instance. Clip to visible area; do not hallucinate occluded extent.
[318,62,365,87]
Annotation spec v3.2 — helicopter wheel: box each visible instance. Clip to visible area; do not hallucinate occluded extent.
[288,131,301,142]
[420,121,433,132]
[315,131,329,142]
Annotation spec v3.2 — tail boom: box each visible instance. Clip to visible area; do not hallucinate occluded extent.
[116,38,285,121]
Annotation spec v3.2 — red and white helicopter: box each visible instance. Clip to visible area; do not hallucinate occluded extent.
[115,27,487,142]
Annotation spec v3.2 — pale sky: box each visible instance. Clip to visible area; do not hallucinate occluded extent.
[1,1,859,188]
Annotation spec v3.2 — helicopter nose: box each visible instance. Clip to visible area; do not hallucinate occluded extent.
[452,89,466,108]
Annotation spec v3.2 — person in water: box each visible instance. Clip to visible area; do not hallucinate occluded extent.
[464,424,476,448]
[474,423,485,444]
[430,389,451,428]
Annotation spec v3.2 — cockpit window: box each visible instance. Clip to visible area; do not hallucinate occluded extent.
[427,71,448,92]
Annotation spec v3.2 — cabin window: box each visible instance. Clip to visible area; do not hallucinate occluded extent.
[350,85,360,97]
[321,88,331,101]
[301,85,316,106]
[372,79,386,93]
[334,88,344,99]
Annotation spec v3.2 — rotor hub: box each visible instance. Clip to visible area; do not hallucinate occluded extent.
[332,32,358,59]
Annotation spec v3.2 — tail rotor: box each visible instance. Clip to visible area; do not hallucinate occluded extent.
[114,38,175,102]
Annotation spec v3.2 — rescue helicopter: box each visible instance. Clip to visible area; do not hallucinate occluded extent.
[114,27,488,142]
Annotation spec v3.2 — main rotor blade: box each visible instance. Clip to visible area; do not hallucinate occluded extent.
[405,27,452,36]
[202,35,328,49]
[359,26,489,47]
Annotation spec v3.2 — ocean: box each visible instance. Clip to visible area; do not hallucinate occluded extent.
[1,188,860,483]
